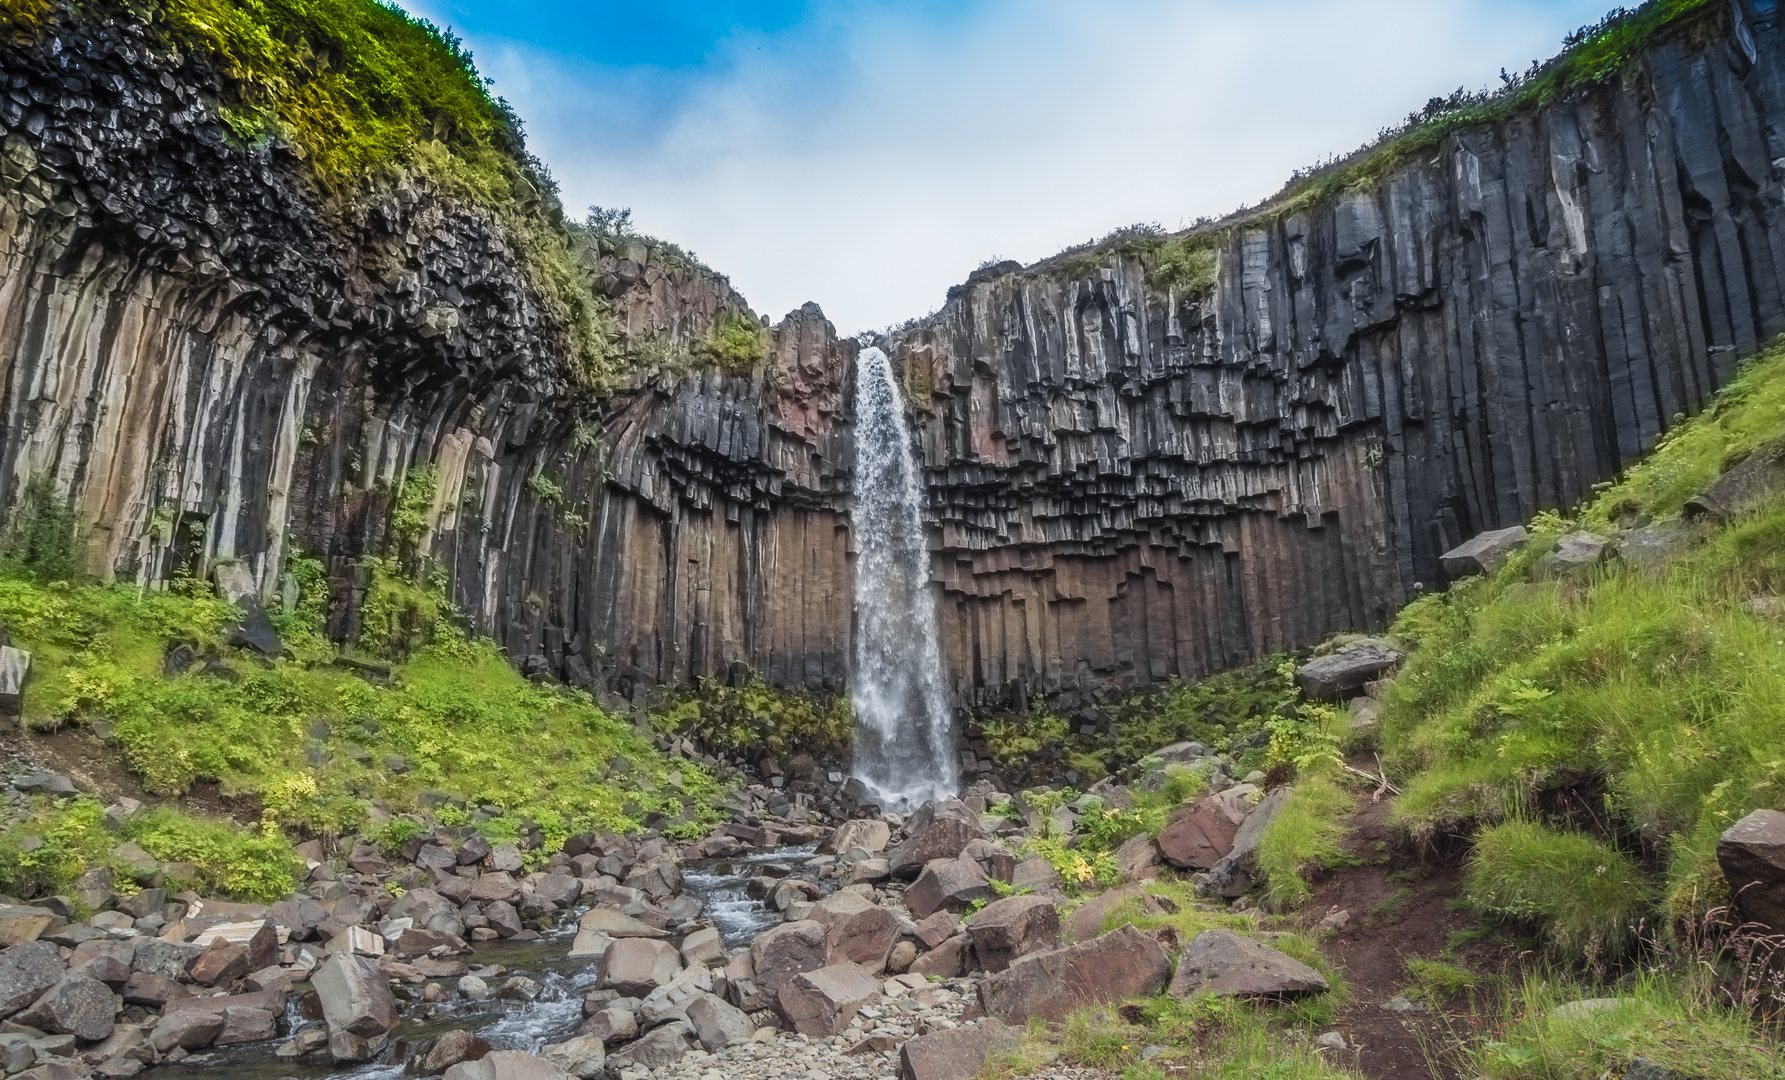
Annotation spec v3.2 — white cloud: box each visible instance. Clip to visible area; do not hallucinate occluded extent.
[413,0,1613,333]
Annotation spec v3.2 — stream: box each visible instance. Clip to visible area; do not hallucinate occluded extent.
[155,846,822,1080]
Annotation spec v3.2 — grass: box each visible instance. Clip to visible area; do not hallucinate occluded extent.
[0,568,724,876]
[1401,958,1481,1003]
[1255,768,1356,910]
[1380,341,1785,933]
[1462,821,1650,962]
[1450,972,1785,1079]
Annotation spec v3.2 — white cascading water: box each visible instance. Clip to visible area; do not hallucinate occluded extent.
[849,346,956,810]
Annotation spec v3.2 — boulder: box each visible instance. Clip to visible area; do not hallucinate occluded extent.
[679,926,726,968]
[597,938,681,997]
[577,1006,637,1044]
[444,1050,574,1080]
[1064,883,1163,943]
[914,911,961,950]
[214,1004,278,1044]
[899,1020,1015,1080]
[0,941,65,1016]
[1536,531,1613,579]
[68,939,132,986]
[974,924,1170,1025]
[0,647,29,718]
[576,908,667,938]
[312,952,398,1049]
[1718,809,1785,932]
[1440,526,1529,578]
[905,857,997,919]
[121,971,186,1007]
[533,874,582,909]
[777,962,882,1035]
[909,934,973,979]
[747,920,828,997]
[602,1026,691,1073]
[467,873,521,905]
[1297,639,1403,700]
[148,1008,223,1052]
[1687,438,1785,521]
[1156,799,1244,870]
[811,891,900,973]
[1011,859,1062,894]
[130,937,201,980]
[540,1035,606,1079]
[1200,786,1293,899]
[188,942,251,986]
[1113,834,1161,881]
[887,802,988,878]
[413,1030,491,1075]
[888,940,917,974]
[1166,930,1329,998]
[1618,521,1696,571]
[192,920,278,970]
[17,973,118,1041]
[964,895,1059,973]
[0,907,55,947]
[685,991,756,1050]
[821,819,892,855]
[10,768,72,797]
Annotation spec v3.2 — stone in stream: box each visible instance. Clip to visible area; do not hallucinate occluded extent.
[312,952,398,1061]
[811,890,901,973]
[964,895,1059,973]
[905,857,997,919]
[1166,929,1329,999]
[413,1029,492,1075]
[899,1020,1017,1080]
[975,924,1171,1025]
[576,908,667,938]
[540,1034,606,1079]
[444,1049,575,1080]
[887,802,989,879]
[597,938,682,997]
[0,941,65,1016]
[777,962,882,1035]
[213,1004,278,1044]
[15,972,118,1041]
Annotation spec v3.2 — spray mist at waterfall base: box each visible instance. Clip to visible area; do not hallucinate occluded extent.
[848,346,958,811]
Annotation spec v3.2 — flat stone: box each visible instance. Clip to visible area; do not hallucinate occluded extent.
[685,991,755,1050]
[0,908,55,947]
[820,820,892,855]
[576,908,666,939]
[1166,930,1329,999]
[602,1026,691,1074]
[1440,526,1528,578]
[899,1020,1015,1080]
[444,1049,575,1080]
[777,962,882,1035]
[905,857,996,919]
[540,1034,606,1079]
[1156,801,1241,870]
[1536,531,1613,579]
[964,895,1059,973]
[597,938,681,997]
[974,924,1170,1025]
[1297,640,1403,700]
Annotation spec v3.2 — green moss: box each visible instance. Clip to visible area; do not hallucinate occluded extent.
[388,464,437,546]
[651,674,852,758]
[697,309,767,372]
[1050,227,1222,301]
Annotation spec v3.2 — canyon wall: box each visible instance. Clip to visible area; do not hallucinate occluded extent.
[4,4,1785,717]
[0,17,856,701]
[889,1,1785,709]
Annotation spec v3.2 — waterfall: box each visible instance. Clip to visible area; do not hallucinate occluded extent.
[849,346,956,810]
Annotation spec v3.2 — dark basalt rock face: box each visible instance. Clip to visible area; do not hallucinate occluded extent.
[0,17,857,697]
[887,2,1785,707]
[5,6,1785,714]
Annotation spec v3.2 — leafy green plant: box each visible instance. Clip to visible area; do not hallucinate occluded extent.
[650,673,852,757]
[526,469,564,506]
[388,464,438,545]
[0,474,79,583]
[1253,768,1354,910]
[697,308,767,372]
[1463,820,1649,961]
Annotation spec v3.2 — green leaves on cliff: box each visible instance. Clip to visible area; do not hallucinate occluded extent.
[652,674,853,758]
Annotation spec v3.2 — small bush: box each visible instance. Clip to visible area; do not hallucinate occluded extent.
[1254,769,1354,909]
[697,309,767,372]
[0,475,79,583]
[1464,820,1649,960]
[1402,957,1480,1002]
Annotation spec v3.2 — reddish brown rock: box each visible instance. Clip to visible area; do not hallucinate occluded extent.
[974,925,1170,1025]
[905,858,996,919]
[777,963,882,1035]
[747,920,828,997]
[1156,800,1242,870]
[1064,883,1164,943]
[887,803,988,879]
[1166,930,1329,999]
[913,911,960,950]
[811,891,900,974]
[414,1030,492,1076]
[899,1020,1015,1080]
[909,934,973,979]
[964,895,1059,973]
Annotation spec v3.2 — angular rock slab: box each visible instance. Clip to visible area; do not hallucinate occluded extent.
[1156,799,1243,870]
[778,962,882,1035]
[1536,531,1613,579]
[905,857,996,919]
[444,1050,574,1080]
[1440,526,1528,578]
[964,895,1059,973]
[975,924,1170,1025]
[597,938,681,998]
[887,802,988,878]
[909,934,973,980]
[899,1020,1016,1080]
[576,908,667,939]
[312,951,398,1059]
[686,991,756,1050]
[16,972,118,1041]
[747,919,828,997]
[1719,809,1785,932]
[603,1026,691,1073]
[1200,786,1293,899]
[821,819,892,855]
[1167,929,1328,999]
[0,941,65,1017]
[811,890,900,973]
[1297,640,1403,700]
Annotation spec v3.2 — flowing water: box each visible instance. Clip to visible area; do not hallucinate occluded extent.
[849,346,957,810]
[158,846,822,1080]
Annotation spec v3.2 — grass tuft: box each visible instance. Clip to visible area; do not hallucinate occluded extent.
[1254,769,1355,910]
[1463,820,1650,961]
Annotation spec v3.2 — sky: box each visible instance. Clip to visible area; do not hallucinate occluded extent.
[400,0,1618,334]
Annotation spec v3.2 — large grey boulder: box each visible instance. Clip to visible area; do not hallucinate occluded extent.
[577,1006,637,1044]
[597,938,681,997]
[887,802,988,878]
[0,941,65,1016]
[1536,531,1612,579]
[964,895,1059,973]
[540,1034,606,1079]
[312,952,397,1061]
[811,890,900,973]
[1719,809,1785,933]
[747,920,828,997]
[577,907,666,939]
[1440,526,1528,578]
[1687,438,1785,521]
[444,1050,574,1080]
[1166,929,1329,998]
[16,972,119,1041]
[685,992,756,1050]
[602,1026,691,1073]
[975,924,1170,1025]
[820,819,892,855]
[1297,639,1403,700]
[777,962,882,1035]
[905,857,997,919]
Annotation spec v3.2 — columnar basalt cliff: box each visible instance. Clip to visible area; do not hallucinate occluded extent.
[888,2,1785,708]
[0,17,856,698]
[3,4,1785,715]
